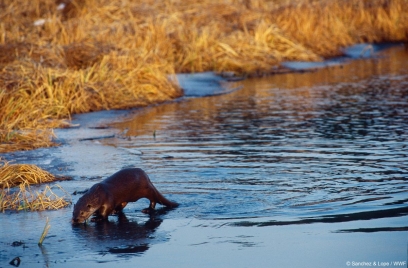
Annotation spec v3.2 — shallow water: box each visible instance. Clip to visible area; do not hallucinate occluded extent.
[1,45,408,268]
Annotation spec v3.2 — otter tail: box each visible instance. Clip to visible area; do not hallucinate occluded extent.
[155,190,179,208]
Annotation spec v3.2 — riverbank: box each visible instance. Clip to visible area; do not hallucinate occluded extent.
[1,0,408,152]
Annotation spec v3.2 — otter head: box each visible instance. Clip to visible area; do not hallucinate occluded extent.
[72,185,101,224]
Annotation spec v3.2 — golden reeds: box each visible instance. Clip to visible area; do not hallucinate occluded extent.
[0,160,56,188]
[1,0,407,152]
[0,160,71,212]
[0,183,70,212]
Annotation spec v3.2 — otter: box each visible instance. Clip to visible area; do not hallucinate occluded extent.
[72,168,178,224]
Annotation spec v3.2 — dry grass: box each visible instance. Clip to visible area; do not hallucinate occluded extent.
[0,160,71,211]
[0,160,56,188]
[38,217,51,245]
[273,0,408,57]
[0,183,70,212]
[0,0,407,152]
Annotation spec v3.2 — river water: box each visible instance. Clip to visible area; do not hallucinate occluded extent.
[1,44,408,268]
[109,44,408,224]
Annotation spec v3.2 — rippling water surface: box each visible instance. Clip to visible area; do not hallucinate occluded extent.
[1,45,408,268]
[109,45,408,227]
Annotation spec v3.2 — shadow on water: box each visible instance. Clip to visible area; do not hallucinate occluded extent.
[232,206,408,227]
[71,210,172,257]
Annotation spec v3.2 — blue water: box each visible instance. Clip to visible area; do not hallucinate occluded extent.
[108,45,408,228]
[1,44,407,268]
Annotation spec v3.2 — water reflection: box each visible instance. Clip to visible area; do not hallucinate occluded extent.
[72,211,171,257]
[107,46,408,227]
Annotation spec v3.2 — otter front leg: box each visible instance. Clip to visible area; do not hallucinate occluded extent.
[90,210,105,222]
[92,205,113,221]
[113,202,128,214]
[141,201,156,214]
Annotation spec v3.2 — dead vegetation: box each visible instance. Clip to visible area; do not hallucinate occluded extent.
[0,160,71,212]
[0,0,407,152]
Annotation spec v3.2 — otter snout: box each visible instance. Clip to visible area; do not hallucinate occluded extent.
[71,217,86,225]
[72,207,87,224]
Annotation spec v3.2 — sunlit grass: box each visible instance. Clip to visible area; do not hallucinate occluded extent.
[0,160,71,212]
[0,0,407,151]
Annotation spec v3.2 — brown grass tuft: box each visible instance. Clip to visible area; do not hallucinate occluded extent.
[64,42,111,70]
[0,160,71,211]
[0,183,70,212]
[0,160,56,188]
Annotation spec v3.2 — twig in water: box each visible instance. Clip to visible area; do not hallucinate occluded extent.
[38,217,51,246]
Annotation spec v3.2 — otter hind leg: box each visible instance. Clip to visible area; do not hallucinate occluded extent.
[141,200,156,214]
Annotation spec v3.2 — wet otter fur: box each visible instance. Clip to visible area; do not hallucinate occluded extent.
[72,168,178,224]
